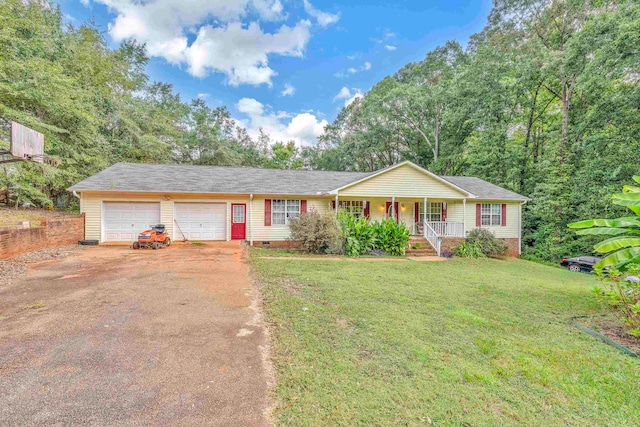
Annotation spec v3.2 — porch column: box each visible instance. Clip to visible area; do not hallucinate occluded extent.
[391,196,395,221]
[249,194,254,246]
[423,197,428,224]
[462,198,466,237]
[335,193,339,215]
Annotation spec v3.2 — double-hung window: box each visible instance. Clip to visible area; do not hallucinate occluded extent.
[481,203,502,226]
[272,199,300,226]
[420,202,442,222]
[338,200,364,217]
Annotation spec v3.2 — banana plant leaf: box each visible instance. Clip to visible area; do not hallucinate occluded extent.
[568,217,640,229]
[623,185,640,193]
[595,247,640,269]
[594,236,640,253]
[633,176,640,185]
[575,227,638,236]
[612,192,640,207]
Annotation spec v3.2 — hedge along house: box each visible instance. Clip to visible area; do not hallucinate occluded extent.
[68,161,530,256]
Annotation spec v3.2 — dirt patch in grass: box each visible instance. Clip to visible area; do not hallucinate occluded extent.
[587,319,640,354]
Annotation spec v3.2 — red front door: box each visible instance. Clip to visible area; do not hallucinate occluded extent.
[231,204,246,240]
[385,202,399,223]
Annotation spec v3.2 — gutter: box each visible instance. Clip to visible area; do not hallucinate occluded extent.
[518,200,528,256]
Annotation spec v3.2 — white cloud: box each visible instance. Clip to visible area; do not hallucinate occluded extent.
[197,93,210,99]
[184,21,310,85]
[235,98,327,145]
[345,91,363,107]
[333,86,352,101]
[97,0,311,85]
[251,0,286,21]
[342,62,371,76]
[385,45,397,51]
[303,0,340,27]
[281,83,296,97]
[333,87,362,107]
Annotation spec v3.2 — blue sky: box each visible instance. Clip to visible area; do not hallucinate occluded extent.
[61,0,492,145]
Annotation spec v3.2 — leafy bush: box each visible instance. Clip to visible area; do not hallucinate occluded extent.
[465,228,508,258]
[593,266,640,337]
[336,211,410,257]
[371,218,411,256]
[337,210,376,256]
[455,241,484,258]
[289,209,343,254]
[441,250,454,258]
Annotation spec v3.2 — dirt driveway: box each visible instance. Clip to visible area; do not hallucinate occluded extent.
[0,242,269,426]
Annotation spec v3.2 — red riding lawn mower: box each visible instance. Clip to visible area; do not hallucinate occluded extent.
[132,224,171,250]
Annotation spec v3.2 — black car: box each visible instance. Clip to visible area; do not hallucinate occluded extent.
[560,256,602,273]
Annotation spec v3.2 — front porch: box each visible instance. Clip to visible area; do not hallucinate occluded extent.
[333,196,468,255]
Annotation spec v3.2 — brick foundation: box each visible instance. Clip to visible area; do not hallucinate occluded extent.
[440,237,520,257]
[0,215,85,260]
[251,240,303,249]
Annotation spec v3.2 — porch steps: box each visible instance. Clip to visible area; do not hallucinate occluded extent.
[406,238,437,256]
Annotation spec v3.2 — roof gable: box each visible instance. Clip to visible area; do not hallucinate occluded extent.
[333,161,473,198]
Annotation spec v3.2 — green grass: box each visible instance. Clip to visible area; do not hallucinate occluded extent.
[24,302,46,310]
[251,253,640,426]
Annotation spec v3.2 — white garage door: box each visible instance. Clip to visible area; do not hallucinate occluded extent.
[174,203,226,240]
[103,202,161,242]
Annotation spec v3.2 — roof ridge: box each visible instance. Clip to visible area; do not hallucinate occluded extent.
[115,162,371,174]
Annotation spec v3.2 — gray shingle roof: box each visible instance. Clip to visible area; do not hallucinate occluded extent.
[68,163,374,196]
[68,162,529,201]
[441,176,530,201]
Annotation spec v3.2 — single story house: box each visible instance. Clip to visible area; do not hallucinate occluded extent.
[68,161,530,256]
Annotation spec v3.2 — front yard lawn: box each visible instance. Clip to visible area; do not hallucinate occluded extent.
[252,254,640,426]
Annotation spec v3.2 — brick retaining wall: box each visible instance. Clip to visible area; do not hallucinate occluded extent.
[0,215,85,260]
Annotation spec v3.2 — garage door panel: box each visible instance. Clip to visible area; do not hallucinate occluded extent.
[103,202,160,242]
[175,203,226,241]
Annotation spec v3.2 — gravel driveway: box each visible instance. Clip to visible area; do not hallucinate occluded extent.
[0,242,269,426]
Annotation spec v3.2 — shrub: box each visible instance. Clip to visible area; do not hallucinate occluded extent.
[370,218,411,256]
[335,211,411,257]
[455,241,484,258]
[441,250,454,258]
[337,209,376,256]
[465,228,508,258]
[593,266,640,337]
[289,209,343,254]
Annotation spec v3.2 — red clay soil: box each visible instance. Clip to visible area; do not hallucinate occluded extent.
[587,319,640,354]
[0,242,269,426]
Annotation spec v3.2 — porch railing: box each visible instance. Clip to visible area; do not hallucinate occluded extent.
[426,221,465,238]
[420,221,465,256]
[423,221,441,256]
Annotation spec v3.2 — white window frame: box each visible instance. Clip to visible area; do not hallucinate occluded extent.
[272,199,300,226]
[420,202,442,222]
[481,203,502,226]
[338,200,364,217]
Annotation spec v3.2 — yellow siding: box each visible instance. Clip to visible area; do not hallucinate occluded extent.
[339,163,468,198]
[444,200,520,239]
[80,192,249,242]
[251,197,332,242]
[79,191,522,243]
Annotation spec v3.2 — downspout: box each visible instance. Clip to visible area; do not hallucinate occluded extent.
[72,190,81,212]
[249,194,254,246]
[518,200,527,256]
